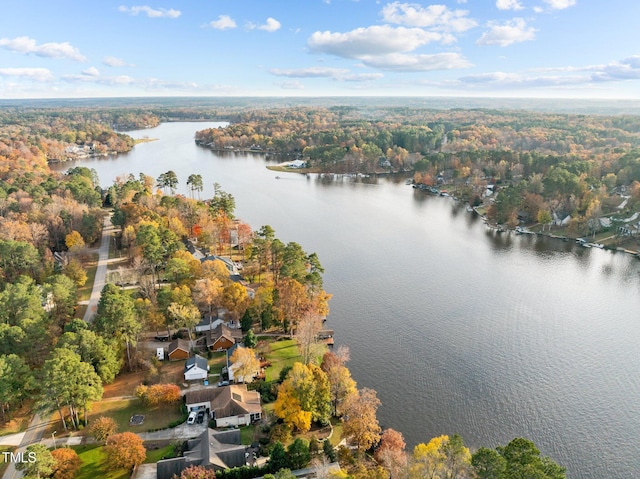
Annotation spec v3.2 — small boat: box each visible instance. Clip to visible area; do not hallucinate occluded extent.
[275,176,280,179]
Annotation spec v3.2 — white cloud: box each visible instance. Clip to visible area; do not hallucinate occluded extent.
[380,2,477,32]
[308,25,448,59]
[358,52,472,71]
[247,17,281,32]
[533,6,544,12]
[448,56,640,91]
[270,67,349,78]
[82,67,100,76]
[496,0,524,10]
[0,36,86,61]
[543,0,576,9]
[118,5,181,18]
[259,18,281,32]
[476,18,536,46]
[208,15,236,30]
[0,67,55,82]
[270,67,384,82]
[102,56,132,67]
[275,80,305,90]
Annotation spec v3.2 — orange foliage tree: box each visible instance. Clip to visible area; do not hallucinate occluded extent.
[105,432,146,470]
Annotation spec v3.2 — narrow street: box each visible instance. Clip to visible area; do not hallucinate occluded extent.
[83,213,114,323]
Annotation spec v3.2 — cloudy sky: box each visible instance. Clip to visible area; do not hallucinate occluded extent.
[1,0,639,99]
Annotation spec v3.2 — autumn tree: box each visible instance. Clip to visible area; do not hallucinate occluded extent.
[89,416,117,443]
[274,362,331,431]
[230,346,261,383]
[409,434,472,479]
[375,429,408,479]
[193,277,224,316]
[65,230,85,252]
[296,310,324,365]
[50,447,81,479]
[135,383,181,407]
[167,302,200,349]
[342,388,381,452]
[105,432,146,470]
[176,465,217,479]
[321,349,357,416]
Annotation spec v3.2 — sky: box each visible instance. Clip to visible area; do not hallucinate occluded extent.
[1,0,639,99]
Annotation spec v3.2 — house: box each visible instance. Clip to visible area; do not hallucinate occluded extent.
[287,159,307,168]
[552,211,572,227]
[195,314,224,333]
[184,384,262,427]
[156,429,247,479]
[203,324,243,351]
[168,339,190,361]
[184,354,209,381]
[225,344,261,383]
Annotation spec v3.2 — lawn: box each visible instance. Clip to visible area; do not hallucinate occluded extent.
[71,444,129,479]
[208,351,227,377]
[77,253,99,302]
[239,425,256,445]
[264,339,302,383]
[87,399,185,433]
[144,443,177,463]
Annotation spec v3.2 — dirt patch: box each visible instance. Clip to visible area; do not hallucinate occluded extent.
[103,371,146,399]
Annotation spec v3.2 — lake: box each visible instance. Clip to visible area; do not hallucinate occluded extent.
[52,122,640,478]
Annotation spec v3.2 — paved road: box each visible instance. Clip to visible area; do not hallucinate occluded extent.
[83,214,114,323]
[1,414,54,479]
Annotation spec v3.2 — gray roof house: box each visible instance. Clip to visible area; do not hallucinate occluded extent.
[156,429,247,479]
[184,354,209,381]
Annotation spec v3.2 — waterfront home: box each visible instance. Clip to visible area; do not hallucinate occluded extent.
[184,384,262,427]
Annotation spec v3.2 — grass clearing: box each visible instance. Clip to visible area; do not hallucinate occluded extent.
[71,444,129,479]
[77,253,99,302]
[239,425,256,445]
[207,351,227,377]
[144,443,176,463]
[264,339,302,382]
[88,399,184,433]
[0,446,16,476]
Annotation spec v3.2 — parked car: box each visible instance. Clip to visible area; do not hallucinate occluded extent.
[154,335,169,342]
[196,410,205,424]
[217,380,229,387]
[187,411,197,425]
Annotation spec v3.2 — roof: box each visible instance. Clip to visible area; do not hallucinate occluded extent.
[168,339,190,355]
[185,354,209,372]
[206,324,243,347]
[185,384,261,419]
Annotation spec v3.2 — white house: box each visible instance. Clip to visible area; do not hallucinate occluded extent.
[287,160,307,169]
[184,354,209,381]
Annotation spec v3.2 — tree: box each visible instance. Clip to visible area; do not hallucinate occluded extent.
[50,447,81,479]
[89,416,117,443]
[157,170,179,195]
[244,329,257,348]
[65,230,85,252]
[167,302,200,349]
[321,350,357,416]
[63,257,88,286]
[269,441,289,472]
[288,438,312,470]
[105,432,146,470]
[41,348,103,430]
[210,182,236,218]
[496,437,565,479]
[274,362,331,431]
[341,388,381,452]
[94,283,140,370]
[57,328,122,383]
[0,354,33,423]
[176,465,217,478]
[186,174,204,199]
[471,448,506,479]
[409,434,472,479]
[296,310,323,365]
[16,443,55,479]
[193,277,224,316]
[44,274,78,329]
[375,429,407,479]
[230,346,261,383]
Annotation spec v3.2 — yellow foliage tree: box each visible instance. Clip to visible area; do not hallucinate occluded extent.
[274,380,312,432]
[65,230,85,252]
